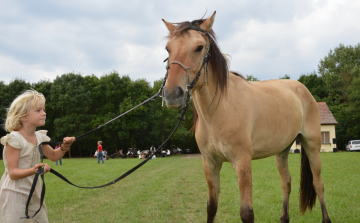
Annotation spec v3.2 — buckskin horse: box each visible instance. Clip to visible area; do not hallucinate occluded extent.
[161,12,331,223]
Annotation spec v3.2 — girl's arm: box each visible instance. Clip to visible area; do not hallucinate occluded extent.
[6,143,49,180]
[42,137,75,161]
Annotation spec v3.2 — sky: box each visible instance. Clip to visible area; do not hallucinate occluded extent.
[1,0,359,85]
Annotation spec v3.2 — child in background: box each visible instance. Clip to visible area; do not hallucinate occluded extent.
[0,90,75,222]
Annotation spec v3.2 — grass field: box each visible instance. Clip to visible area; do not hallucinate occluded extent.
[1,152,359,222]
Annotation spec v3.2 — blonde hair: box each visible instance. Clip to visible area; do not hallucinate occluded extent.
[4,90,46,132]
[98,141,103,145]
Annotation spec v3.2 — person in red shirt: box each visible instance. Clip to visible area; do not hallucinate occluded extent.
[97,141,104,164]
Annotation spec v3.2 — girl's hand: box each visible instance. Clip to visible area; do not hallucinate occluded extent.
[32,163,45,174]
[62,137,75,151]
[32,163,51,174]
[43,163,51,173]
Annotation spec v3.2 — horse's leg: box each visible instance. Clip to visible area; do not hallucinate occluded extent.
[275,147,292,223]
[202,156,223,223]
[300,136,332,223]
[232,153,254,223]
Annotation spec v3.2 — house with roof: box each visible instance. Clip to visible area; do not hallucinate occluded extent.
[291,102,338,153]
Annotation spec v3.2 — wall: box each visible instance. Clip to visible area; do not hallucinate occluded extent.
[289,124,337,153]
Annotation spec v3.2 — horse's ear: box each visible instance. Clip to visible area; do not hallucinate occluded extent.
[200,11,216,31]
[162,19,176,32]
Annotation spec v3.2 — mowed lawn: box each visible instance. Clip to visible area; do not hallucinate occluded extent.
[1,152,359,222]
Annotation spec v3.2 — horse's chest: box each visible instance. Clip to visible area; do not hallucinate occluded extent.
[196,130,234,161]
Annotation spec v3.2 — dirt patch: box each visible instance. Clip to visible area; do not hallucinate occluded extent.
[183,154,202,159]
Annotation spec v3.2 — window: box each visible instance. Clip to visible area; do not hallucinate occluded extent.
[321,132,330,144]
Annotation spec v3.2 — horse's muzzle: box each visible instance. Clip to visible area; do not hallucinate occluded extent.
[163,86,186,109]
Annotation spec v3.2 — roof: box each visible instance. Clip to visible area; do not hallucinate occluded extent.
[317,102,338,125]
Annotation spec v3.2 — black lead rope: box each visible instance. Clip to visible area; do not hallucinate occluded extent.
[22,79,168,219]
[23,91,190,219]
[23,27,210,219]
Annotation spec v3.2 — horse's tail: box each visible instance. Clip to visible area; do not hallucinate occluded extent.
[299,146,317,214]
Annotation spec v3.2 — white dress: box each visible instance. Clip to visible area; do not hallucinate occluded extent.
[0,130,50,223]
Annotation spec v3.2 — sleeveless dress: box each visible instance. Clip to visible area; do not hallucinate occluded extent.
[0,130,50,223]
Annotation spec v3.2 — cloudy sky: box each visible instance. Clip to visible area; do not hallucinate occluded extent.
[1,0,359,85]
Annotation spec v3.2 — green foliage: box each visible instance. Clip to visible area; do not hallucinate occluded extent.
[279,74,290,79]
[318,43,360,105]
[245,75,259,81]
[298,71,327,101]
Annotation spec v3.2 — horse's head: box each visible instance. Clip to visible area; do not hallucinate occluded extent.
[161,12,216,109]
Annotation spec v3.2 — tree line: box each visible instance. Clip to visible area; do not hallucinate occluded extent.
[1,43,359,156]
[0,73,198,157]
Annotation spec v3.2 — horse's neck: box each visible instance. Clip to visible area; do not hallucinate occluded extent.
[192,71,248,122]
[191,71,226,120]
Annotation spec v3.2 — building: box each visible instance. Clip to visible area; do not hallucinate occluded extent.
[291,102,338,153]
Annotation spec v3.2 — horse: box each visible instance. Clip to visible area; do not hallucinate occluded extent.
[161,12,332,223]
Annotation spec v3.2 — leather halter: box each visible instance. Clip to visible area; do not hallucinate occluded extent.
[165,27,211,93]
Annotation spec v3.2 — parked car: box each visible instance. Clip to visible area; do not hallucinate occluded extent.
[172,145,182,154]
[346,140,360,151]
[184,148,192,154]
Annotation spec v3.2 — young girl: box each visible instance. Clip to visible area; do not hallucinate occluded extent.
[0,90,75,222]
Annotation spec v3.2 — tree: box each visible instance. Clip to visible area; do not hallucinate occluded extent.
[279,74,290,79]
[343,76,360,139]
[88,72,132,155]
[49,73,92,157]
[318,43,360,105]
[118,79,153,151]
[298,71,327,101]
[246,75,259,81]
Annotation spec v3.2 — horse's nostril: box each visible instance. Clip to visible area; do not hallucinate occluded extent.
[176,87,185,98]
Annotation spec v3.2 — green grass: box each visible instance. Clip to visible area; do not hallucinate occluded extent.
[1,152,359,222]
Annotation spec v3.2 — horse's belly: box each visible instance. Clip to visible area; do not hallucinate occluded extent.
[251,137,295,160]
[252,146,285,159]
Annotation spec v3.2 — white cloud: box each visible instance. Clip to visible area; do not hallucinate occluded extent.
[0,0,359,84]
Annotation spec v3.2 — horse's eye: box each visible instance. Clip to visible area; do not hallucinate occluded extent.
[195,45,204,52]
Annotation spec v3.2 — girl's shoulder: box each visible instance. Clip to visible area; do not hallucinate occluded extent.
[0,131,23,149]
[35,130,51,143]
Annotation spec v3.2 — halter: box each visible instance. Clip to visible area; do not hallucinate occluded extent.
[165,28,211,94]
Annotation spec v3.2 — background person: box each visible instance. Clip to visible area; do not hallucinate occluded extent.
[118,149,125,158]
[97,141,104,164]
[103,149,108,160]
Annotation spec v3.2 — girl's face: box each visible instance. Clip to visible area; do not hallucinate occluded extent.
[22,101,46,128]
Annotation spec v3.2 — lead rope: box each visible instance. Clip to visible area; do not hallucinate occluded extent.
[22,72,169,220]
[23,27,211,220]
[22,50,210,221]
